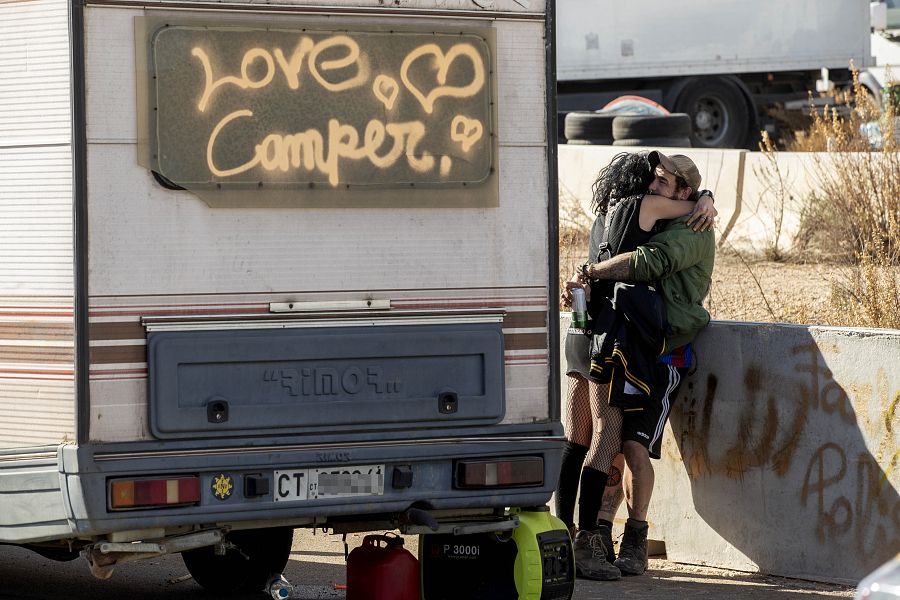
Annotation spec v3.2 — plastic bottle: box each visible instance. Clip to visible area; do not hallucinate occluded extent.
[264,573,293,600]
[856,554,900,599]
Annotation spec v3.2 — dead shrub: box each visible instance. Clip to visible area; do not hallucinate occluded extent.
[755,67,900,328]
[828,236,900,329]
[558,182,591,303]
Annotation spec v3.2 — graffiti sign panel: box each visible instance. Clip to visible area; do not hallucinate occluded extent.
[141,20,494,198]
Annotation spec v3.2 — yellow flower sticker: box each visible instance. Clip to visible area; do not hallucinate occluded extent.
[212,474,233,500]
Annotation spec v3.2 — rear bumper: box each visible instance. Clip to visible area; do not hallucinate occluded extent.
[61,424,564,537]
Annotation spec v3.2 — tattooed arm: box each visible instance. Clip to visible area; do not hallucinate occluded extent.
[584,252,634,281]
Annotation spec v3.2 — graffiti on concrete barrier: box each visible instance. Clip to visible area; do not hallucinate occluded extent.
[799,442,900,550]
[676,341,900,552]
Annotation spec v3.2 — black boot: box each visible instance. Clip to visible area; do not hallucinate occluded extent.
[596,522,615,564]
[573,529,621,581]
[614,518,648,575]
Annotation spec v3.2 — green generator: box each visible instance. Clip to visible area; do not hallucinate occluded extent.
[419,508,574,600]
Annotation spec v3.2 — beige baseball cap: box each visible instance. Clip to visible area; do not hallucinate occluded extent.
[648,150,701,191]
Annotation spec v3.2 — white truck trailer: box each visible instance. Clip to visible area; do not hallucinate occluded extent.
[556,0,873,148]
[0,0,565,592]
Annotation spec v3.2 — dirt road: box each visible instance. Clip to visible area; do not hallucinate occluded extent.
[0,529,856,599]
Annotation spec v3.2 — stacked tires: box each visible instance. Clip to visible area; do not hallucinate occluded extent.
[611,114,692,147]
[562,111,617,145]
[563,112,692,148]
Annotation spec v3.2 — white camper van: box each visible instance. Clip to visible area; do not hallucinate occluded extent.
[0,0,561,591]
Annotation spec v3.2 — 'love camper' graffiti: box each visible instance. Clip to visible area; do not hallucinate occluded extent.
[146,23,493,190]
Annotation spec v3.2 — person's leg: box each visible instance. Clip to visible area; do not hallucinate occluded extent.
[597,453,625,526]
[580,381,623,530]
[596,453,626,561]
[572,381,623,581]
[564,374,593,448]
[615,363,684,576]
[615,441,653,576]
[621,440,653,520]
[555,374,592,531]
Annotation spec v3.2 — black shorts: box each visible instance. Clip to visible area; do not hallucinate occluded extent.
[618,363,688,459]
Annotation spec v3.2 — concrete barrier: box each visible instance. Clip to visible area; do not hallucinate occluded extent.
[559,317,900,584]
[558,145,823,255]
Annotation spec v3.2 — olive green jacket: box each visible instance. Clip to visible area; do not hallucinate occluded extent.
[630,215,715,351]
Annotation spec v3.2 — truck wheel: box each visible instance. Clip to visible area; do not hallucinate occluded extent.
[612,136,692,148]
[564,112,616,144]
[674,78,750,148]
[611,114,691,140]
[182,527,294,594]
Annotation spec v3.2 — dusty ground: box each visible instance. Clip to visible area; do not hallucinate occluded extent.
[706,251,842,324]
[0,531,857,599]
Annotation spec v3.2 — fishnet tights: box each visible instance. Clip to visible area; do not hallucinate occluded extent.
[564,374,623,473]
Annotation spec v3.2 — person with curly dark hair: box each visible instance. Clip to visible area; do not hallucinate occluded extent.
[557,150,716,581]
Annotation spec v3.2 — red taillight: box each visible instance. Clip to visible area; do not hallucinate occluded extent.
[455,457,544,488]
[109,477,200,510]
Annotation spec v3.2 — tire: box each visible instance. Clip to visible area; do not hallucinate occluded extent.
[612,136,692,148]
[674,77,750,148]
[611,114,692,140]
[182,527,294,595]
[566,138,612,145]
[564,112,616,144]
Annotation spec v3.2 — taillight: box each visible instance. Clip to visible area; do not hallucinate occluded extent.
[455,457,544,488]
[109,476,201,510]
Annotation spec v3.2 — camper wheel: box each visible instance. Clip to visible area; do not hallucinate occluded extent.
[181,527,294,594]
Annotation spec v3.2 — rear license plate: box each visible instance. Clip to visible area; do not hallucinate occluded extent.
[273,465,385,502]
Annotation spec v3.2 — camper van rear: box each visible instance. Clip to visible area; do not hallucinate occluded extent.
[0,0,560,589]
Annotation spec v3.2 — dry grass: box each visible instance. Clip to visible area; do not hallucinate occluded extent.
[829,240,900,329]
[558,184,592,303]
[772,70,899,264]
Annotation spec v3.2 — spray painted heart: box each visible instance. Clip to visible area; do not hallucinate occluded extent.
[450,115,484,152]
[373,75,400,110]
[400,43,486,115]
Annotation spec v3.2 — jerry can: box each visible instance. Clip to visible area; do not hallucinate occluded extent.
[347,533,419,600]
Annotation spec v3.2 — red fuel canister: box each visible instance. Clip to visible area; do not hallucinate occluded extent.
[347,534,420,600]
